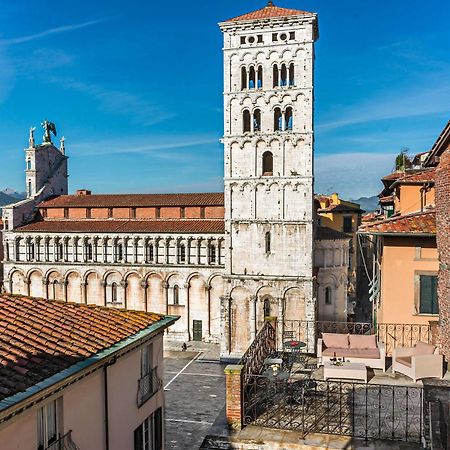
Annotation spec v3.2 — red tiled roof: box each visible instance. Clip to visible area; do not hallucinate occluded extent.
[318,203,363,214]
[0,295,165,402]
[382,172,406,181]
[391,168,435,186]
[316,227,351,241]
[379,195,394,204]
[16,219,225,234]
[39,193,224,208]
[359,210,436,236]
[225,3,311,22]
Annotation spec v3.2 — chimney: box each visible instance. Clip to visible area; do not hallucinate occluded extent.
[76,189,91,196]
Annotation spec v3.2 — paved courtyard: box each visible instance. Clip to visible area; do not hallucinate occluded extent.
[163,349,227,449]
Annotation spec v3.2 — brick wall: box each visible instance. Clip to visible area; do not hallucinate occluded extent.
[436,148,450,361]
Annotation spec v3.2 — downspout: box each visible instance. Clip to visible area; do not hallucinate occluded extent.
[103,357,116,450]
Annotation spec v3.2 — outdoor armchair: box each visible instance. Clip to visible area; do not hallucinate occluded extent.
[392,341,443,383]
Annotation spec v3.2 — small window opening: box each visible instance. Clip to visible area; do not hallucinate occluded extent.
[130,207,136,219]
[208,245,216,264]
[325,287,332,305]
[274,108,282,131]
[253,109,261,132]
[112,282,118,303]
[64,208,69,219]
[200,207,206,219]
[257,34,263,43]
[262,151,273,176]
[240,36,246,45]
[117,244,123,261]
[87,243,93,261]
[265,231,271,254]
[241,67,247,90]
[57,243,63,261]
[155,207,161,219]
[289,31,296,40]
[263,298,271,318]
[289,63,295,86]
[173,285,179,305]
[285,107,293,131]
[179,244,186,263]
[257,66,263,89]
[86,208,92,219]
[281,64,288,86]
[26,159,31,170]
[180,207,186,218]
[243,110,251,133]
[272,33,278,42]
[273,64,279,88]
[248,66,256,89]
[108,208,113,218]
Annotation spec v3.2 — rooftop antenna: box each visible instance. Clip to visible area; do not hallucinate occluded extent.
[267,1,274,6]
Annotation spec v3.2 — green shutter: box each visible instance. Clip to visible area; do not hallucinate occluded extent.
[420,275,439,314]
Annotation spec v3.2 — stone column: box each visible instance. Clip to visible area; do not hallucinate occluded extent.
[42,278,49,299]
[220,295,231,356]
[62,280,68,302]
[100,280,107,306]
[140,280,148,311]
[197,238,202,265]
[224,365,244,430]
[277,297,284,350]
[81,281,87,304]
[120,280,127,308]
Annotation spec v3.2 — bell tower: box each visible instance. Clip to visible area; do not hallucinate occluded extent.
[219,3,319,357]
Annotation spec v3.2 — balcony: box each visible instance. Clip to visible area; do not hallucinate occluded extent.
[43,431,79,450]
[137,367,162,407]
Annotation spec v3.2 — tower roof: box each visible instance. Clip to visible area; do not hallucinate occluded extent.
[225,2,312,23]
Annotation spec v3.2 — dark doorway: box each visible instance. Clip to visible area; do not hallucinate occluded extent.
[193,320,202,341]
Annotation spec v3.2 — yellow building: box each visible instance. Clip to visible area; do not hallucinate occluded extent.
[316,193,364,319]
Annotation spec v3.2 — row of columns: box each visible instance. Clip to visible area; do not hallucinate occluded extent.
[9,235,224,266]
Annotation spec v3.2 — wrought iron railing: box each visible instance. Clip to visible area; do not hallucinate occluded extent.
[43,431,79,450]
[239,321,276,380]
[243,377,423,443]
[282,321,433,356]
[377,323,432,357]
[137,367,162,407]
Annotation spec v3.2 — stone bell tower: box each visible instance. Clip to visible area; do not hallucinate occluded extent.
[219,2,319,358]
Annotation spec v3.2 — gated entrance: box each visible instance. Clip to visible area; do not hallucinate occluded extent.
[193,320,202,341]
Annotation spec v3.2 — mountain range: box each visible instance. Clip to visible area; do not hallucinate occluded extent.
[350,195,379,212]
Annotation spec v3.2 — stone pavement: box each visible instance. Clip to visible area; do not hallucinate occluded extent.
[163,343,227,449]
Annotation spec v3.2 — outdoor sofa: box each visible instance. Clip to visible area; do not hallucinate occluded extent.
[317,333,386,371]
[393,341,443,383]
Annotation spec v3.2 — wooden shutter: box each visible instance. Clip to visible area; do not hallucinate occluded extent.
[420,275,438,314]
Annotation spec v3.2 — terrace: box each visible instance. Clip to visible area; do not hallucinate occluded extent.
[223,320,450,449]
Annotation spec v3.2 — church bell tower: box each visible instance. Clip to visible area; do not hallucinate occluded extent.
[219,2,319,357]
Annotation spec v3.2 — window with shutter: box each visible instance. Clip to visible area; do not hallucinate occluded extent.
[419,275,438,314]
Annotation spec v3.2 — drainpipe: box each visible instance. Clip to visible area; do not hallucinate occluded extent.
[103,356,116,450]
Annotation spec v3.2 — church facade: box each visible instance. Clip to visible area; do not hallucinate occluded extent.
[1,3,350,358]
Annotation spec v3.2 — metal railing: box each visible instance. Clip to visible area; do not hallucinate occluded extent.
[282,321,433,356]
[243,377,424,443]
[137,367,162,407]
[43,431,79,450]
[239,321,276,380]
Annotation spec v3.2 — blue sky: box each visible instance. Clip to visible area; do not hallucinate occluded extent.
[0,0,449,199]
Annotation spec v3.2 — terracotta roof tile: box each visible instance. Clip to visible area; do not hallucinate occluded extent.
[359,210,436,235]
[39,193,224,208]
[225,3,311,22]
[16,219,225,234]
[391,168,435,186]
[0,295,166,402]
[318,203,363,214]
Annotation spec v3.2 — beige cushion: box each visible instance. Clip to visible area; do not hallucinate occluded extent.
[396,356,412,367]
[322,333,349,349]
[349,334,377,350]
[414,341,436,355]
[322,347,380,359]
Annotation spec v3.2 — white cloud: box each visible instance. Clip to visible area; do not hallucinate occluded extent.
[315,152,397,199]
[0,19,106,45]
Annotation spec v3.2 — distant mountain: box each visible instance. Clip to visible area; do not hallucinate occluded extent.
[351,195,379,212]
[1,189,26,199]
[0,190,26,215]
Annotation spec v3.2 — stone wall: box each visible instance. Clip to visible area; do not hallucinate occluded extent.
[436,148,450,361]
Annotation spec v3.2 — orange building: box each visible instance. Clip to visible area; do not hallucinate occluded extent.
[359,155,439,328]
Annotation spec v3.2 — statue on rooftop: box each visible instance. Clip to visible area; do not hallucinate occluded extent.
[29,126,36,148]
[41,120,57,143]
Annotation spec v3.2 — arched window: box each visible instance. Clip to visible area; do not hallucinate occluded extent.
[262,151,273,176]
[273,64,279,88]
[325,287,333,305]
[173,285,179,305]
[243,110,251,133]
[265,231,271,254]
[111,282,118,303]
[289,63,295,86]
[146,243,154,262]
[117,244,123,261]
[274,107,282,131]
[26,159,31,170]
[248,66,256,89]
[28,181,32,197]
[253,109,261,132]
[263,298,271,318]
[178,244,186,263]
[86,243,93,261]
[241,67,247,90]
[208,245,216,264]
[257,66,263,89]
[281,64,288,86]
[285,107,293,131]
[27,241,35,261]
[51,280,58,300]
[57,243,63,261]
